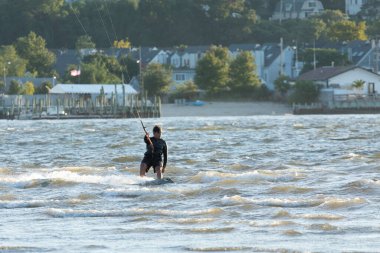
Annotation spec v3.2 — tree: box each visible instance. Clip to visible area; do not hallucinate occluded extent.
[8,80,22,95]
[0,45,27,77]
[36,81,52,94]
[64,54,123,84]
[288,80,320,104]
[352,80,365,89]
[359,0,380,21]
[274,75,292,96]
[327,20,367,42]
[113,38,131,48]
[194,46,230,95]
[229,51,260,96]
[142,63,172,97]
[300,48,350,73]
[22,81,35,95]
[75,35,96,51]
[14,32,56,77]
[367,20,380,39]
[170,81,200,101]
[118,55,139,83]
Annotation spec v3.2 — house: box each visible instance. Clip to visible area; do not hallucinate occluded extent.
[169,46,209,85]
[271,0,324,21]
[298,66,380,100]
[345,0,367,16]
[229,42,295,91]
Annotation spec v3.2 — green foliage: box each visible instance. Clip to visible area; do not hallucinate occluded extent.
[8,80,22,95]
[195,46,230,95]
[0,46,27,77]
[64,53,124,84]
[22,81,35,95]
[75,35,96,51]
[300,48,350,73]
[327,20,367,41]
[36,81,52,94]
[360,0,380,20]
[229,51,260,96]
[142,63,172,97]
[0,1,371,48]
[274,75,292,96]
[288,80,320,104]
[171,81,199,101]
[118,55,139,83]
[14,32,56,77]
[366,19,380,39]
[352,79,365,89]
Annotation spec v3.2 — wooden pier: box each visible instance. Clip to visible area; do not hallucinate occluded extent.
[0,94,161,120]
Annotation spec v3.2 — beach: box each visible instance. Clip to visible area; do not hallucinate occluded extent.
[161,101,292,117]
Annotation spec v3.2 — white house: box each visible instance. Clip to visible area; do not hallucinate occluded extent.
[345,0,367,15]
[272,0,324,21]
[169,46,209,84]
[299,66,380,98]
[150,50,170,65]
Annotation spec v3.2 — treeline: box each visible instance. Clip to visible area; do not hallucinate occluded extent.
[0,0,379,49]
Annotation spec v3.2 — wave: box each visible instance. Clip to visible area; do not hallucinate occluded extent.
[47,207,223,218]
[221,195,367,209]
[0,170,144,188]
[185,246,303,252]
[191,170,302,184]
[0,200,47,209]
[269,185,313,194]
[157,218,215,224]
[188,227,234,233]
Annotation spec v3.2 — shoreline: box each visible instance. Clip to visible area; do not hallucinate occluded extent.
[161,101,292,117]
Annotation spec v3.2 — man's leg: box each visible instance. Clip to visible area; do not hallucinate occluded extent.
[140,163,149,177]
[155,163,163,179]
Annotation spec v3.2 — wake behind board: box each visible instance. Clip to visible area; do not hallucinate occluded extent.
[142,177,174,186]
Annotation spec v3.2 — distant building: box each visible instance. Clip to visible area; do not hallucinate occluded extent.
[230,42,295,91]
[345,0,367,16]
[271,0,324,21]
[298,65,380,96]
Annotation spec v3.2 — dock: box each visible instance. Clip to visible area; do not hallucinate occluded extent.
[0,94,161,120]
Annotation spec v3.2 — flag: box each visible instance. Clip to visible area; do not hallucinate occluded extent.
[70,69,81,77]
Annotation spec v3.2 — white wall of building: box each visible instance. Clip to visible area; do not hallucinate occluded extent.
[345,0,366,15]
[329,68,380,94]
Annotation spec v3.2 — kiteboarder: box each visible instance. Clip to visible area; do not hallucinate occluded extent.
[140,125,167,179]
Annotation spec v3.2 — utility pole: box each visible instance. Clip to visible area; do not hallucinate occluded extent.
[280,37,284,76]
[139,46,143,94]
[279,0,283,25]
[313,40,317,70]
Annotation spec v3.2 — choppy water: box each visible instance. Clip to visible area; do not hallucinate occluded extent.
[0,115,379,252]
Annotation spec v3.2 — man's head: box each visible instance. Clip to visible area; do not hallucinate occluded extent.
[153,125,162,138]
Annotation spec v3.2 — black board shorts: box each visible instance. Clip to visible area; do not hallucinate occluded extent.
[141,156,163,173]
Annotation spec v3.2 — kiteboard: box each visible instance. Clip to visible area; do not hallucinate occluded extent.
[142,177,174,186]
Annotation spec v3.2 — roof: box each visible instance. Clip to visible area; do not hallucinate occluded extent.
[50,84,138,95]
[298,66,361,81]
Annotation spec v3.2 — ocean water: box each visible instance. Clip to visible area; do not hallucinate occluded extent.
[0,115,379,252]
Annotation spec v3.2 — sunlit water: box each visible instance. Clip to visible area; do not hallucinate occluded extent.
[0,115,379,252]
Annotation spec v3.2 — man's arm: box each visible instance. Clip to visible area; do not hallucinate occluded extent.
[163,142,167,168]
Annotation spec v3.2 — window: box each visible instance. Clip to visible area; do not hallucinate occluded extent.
[175,74,185,81]
[309,2,316,8]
